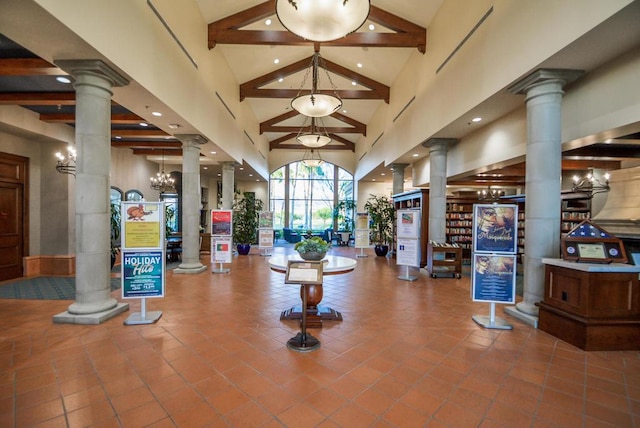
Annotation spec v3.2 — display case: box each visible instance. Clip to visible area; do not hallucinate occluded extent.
[392,189,429,266]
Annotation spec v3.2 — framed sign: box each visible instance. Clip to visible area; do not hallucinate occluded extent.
[122,251,165,299]
[122,202,163,249]
[471,254,517,304]
[473,204,517,254]
[561,219,627,263]
[211,210,232,236]
[285,260,324,285]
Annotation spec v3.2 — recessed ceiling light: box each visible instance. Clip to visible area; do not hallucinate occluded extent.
[139,122,148,127]
[351,81,357,86]
[412,153,419,157]
[115,135,122,139]
[278,77,284,83]
[372,178,376,181]
[56,76,71,84]
[249,174,253,177]
[357,63,363,68]
[210,151,217,155]
[342,109,347,113]
[472,117,482,122]
[274,58,280,64]
[203,166,208,170]
[168,123,180,129]
[368,24,375,31]
[151,111,162,117]
[381,173,386,176]
[239,167,244,170]
[265,18,272,25]
[217,173,221,176]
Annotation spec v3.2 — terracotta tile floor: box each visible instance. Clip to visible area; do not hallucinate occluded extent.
[1,244,639,427]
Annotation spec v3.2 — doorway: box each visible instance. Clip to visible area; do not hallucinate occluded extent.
[0,152,28,281]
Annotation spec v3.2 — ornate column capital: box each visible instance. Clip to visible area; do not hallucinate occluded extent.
[54,59,129,87]
[508,68,584,95]
[422,138,457,153]
[175,134,208,147]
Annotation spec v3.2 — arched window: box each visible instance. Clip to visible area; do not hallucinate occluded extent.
[270,161,354,231]
[125,189,144,201]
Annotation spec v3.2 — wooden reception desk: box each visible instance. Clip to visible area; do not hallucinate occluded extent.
[538,258,640,351]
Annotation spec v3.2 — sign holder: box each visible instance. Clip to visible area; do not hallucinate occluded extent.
[397,264,418,282]
[285,260,323,353]
[120,202,165,326]
[472,302,512,330]
[211,235,232,274]
[396,211,421,281]
[258,227,274,257]
[354,213,369,258]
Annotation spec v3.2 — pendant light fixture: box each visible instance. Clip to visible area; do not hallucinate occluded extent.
[276,0,370,42]
[150,149,176,193]
[297,116,331,148]
[301,149,323,167]
[55,145,77,176]
[291,52,342,118]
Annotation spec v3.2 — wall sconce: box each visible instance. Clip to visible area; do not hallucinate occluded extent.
[55,145,77,176]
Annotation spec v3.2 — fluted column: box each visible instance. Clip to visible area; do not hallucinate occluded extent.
[390,163,408,196]
[423,138,456,245]
[505,69,583,325]
[174,134,207,274]
[221,162,236,210]
[53,60,130,324]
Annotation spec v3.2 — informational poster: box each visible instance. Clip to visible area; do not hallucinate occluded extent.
[471,254,517,303]
[473,204,518,254]
[211,210,232,236]
[122,251,165,299]
[259,211,274,228]
[396,210,420,238]
[212,236,233,263]
[354,230,369,248]
[122,202,163,249]
[396,238,420,267]
[355,212,369,230]
[259,228,274,249]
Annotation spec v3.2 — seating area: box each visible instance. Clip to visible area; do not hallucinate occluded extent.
[281,228,301,243]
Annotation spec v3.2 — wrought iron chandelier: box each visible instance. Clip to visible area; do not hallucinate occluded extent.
[275,0,370,42]
[55,145,77,176]
[291,52,342,118]
[150,150,176,193]
[301,149,323,167]
[572,170,610,196]
[477,186,505,202]
[297,116,331,148]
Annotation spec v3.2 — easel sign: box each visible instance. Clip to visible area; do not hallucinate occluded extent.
[285,260,323,285]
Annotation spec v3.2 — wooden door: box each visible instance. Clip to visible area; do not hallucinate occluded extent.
[0,153,27,281]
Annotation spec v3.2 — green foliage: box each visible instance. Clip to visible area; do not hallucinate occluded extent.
[165,205,176,237]
[333,199,356,231]
[233,192,264,244]
[110,203,121,257]
[294,236,330,254]
[315,207,333,227]
[364,194,395,245]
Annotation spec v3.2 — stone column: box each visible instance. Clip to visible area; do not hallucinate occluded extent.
[53,60,130,324]
[423,138,456,244]
[390,163,408,196]
[174,134,207,274]
[505,69,583,326]
[221,162,236,210]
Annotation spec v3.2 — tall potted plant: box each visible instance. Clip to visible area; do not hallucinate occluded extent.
[110,203,121,268]
[232,191,264,255]
[364,194,395,256]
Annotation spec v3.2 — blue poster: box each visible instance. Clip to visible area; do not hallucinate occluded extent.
[122,251,165,299]
[473,204,518,254]
[471,254,516,304]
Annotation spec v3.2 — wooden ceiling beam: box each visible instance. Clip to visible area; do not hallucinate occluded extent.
[111,141,182,149]
[132,148,183,156]
[263,125,362,134]
[111,129,170,138]
[328,134,356,151]
[41,113,145,124]
[0,92,75,105]
[0,58,63,75]
[241,88,386,100]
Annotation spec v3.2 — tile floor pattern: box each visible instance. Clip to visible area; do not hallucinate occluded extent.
[1,244,639,427]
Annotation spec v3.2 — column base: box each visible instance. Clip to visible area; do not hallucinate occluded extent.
[504,305,539,328]
[53,302,129,325]
[174,263,207,274]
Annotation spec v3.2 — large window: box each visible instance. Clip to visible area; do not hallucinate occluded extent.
[270,161,354,231]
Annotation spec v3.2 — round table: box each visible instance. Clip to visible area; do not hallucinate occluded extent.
[268,255,357,328]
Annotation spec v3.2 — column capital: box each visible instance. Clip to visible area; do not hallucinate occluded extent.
[221,161,240,169]
[175,134,208,146]
[422,138,457,152]
[54,59,129,87]
[389,163,409,171]
[508,68,584,95]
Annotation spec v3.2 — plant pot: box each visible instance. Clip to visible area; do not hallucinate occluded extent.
[237,243,251,255]
[374,244,389,257]
[298,251,326,261]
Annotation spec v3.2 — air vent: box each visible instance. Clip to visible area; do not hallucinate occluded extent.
[393,97,415,123]
[244,130,255,145]
[437,6,493,74]
[216,92,235,120]
[371,133,384,147]
[358,151,367,161]
[147,0,198,69]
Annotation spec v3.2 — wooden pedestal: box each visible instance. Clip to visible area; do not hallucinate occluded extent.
[538,259,640,351]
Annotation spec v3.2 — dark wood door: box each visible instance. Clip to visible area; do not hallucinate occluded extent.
[0,153,27,281]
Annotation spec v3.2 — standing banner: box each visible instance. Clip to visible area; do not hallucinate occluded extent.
[354,212,369,258]
[211,210,233,273]
[211,210,233,236]
[213,236,233,263]
[121,201,164,325]
[395,210,421,281]
[258,211,274,251]
[471,203,518,330]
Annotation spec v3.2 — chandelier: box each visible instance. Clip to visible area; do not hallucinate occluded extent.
[297,116,331,148]
[572,170,610,196]
[150,150,176,193]
[291,52,342,118]
[477,186,505,202]
[276,0,370,42]
[301,149,323,167]
[55,145,77,176]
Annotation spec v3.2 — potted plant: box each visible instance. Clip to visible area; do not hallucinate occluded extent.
[295,236,330,260]
[110,203,121,268]
[333,199,356,232]
[232,191,264,255]
[364,194,395,256]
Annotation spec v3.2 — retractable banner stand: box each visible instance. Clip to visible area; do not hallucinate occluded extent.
[396,210,421,281]
[471,204,518,330]
[354,212,369,258]
[258,211,274,256]
[211,210,233,273]
[121,201,164,325]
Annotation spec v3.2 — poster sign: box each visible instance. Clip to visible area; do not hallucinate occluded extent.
[212,236,233,263]
[259,211,274,228]
[354,230,369,248]
[473,204,518,254]
[211,210,232,236]
[122,251,165,298]
[259,228,274,249]
[355,212,369,230]
[122,202,163,249]
[471,254,517,303]
[396,210,420,238]
[397,237,420,267]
